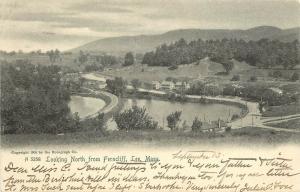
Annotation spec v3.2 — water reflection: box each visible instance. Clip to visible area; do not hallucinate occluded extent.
[122,98,242,128]
[69,96,106,118]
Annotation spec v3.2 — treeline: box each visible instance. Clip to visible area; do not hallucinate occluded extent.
[142,38,299,69]
[187,80,298,106]
[83,54,119,72]
[1,61,79,134]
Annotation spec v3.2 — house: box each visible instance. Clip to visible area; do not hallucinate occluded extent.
[200,119,227,132]
[160,81,175,90]
[151,81,161,90]
[175,82,191,90]
[61,73,80,83]
[268,87,283,95]
[83,79,98,86]
[211,119,227,129]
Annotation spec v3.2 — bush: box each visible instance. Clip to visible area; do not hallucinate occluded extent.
[225,126,231,132]
[166,111,182,130]
[114,106,158,131]
[231,114,240,121]
[290,72,299,81]
[123,52,134,66]
[191,117,202,132]
[249,76,257,82]
[273,71,282,78]
[231,75,240,81]
[168,65,178,70]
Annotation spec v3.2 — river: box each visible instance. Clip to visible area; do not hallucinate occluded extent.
[121,98,242,127]
[73,73,244,129]
[69,95,242,129]
[69,96,106,118]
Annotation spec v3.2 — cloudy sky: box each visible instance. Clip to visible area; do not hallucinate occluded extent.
[0,0,299,51]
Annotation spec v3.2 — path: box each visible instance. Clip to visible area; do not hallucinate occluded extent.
[80,88,119,120]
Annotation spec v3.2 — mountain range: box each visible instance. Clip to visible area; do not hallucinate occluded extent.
[71,26,300,55]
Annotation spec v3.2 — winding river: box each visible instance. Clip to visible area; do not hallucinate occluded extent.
[69,73,246,129]
[69,95,242,129]
[68,96,106,118]
[121,98,242,127]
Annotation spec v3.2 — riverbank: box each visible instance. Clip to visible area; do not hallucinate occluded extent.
[74,88,119,121]
[125,90,251,124]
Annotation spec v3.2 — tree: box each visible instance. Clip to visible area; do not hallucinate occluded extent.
[250,76,257,82]
[191,117,202,132]
[291,72,299,81]
[84,63,103,72]
[272,71,282,78]
[124,52,134,66]
[231,75,240,81]
[47,49,60,65]
[114,106,158,131]
[91,113,105,131]
[131,79,141,90]
[166,111,182,131]
[105,77,127,96]
[221,60,234,74]
[142,52,155,65]
[1,62,75,134]
[141,38,299,69]
[78,50,88,66]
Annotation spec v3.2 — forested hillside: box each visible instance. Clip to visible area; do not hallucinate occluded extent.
[142,38,299,69]
[1,61,78,134]
[71,26,300,54]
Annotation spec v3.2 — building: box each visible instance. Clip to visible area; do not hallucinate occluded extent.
[201,119,227,132]
[160,81,175,90]
[151,81,161,90]
[268,87,283,95]
[175,82,190,90]
[61,73,80,83]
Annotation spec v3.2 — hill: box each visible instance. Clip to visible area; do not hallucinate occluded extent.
[70,26,300,55]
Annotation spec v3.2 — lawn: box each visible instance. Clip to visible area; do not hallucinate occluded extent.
[100,59,257,82]
[267,119,300,130]
[99,58,300,86]
[2,127,300,148]
[263,103,300,117]
[100,62,213,82]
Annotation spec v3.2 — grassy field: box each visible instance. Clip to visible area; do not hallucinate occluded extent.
[0,53,75,66]
[2,127,300,148]
[263,103,300,117]
[100,58,300,84]
[99,59,255,82]
[267,119,300,130]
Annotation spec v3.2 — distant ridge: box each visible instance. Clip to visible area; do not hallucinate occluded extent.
[70,26,300,55]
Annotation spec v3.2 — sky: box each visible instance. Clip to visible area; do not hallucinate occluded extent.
[0,0,299,51]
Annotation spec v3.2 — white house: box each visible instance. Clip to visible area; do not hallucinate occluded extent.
[175,82,190,90]
[151,81,161,90]
[268,87,283,95]
[160,81,175,90]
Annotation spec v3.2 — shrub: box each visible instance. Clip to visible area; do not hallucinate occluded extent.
[225,126,231,132]
[249,76,257,82]
[290,72,299,81]
[231,75,240,81]
[166,111,182,130]
[114,106,158,131]
[191,117,202,132]
[272,71,282,78]
[231,114,240,121]
[168,65,178,70]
